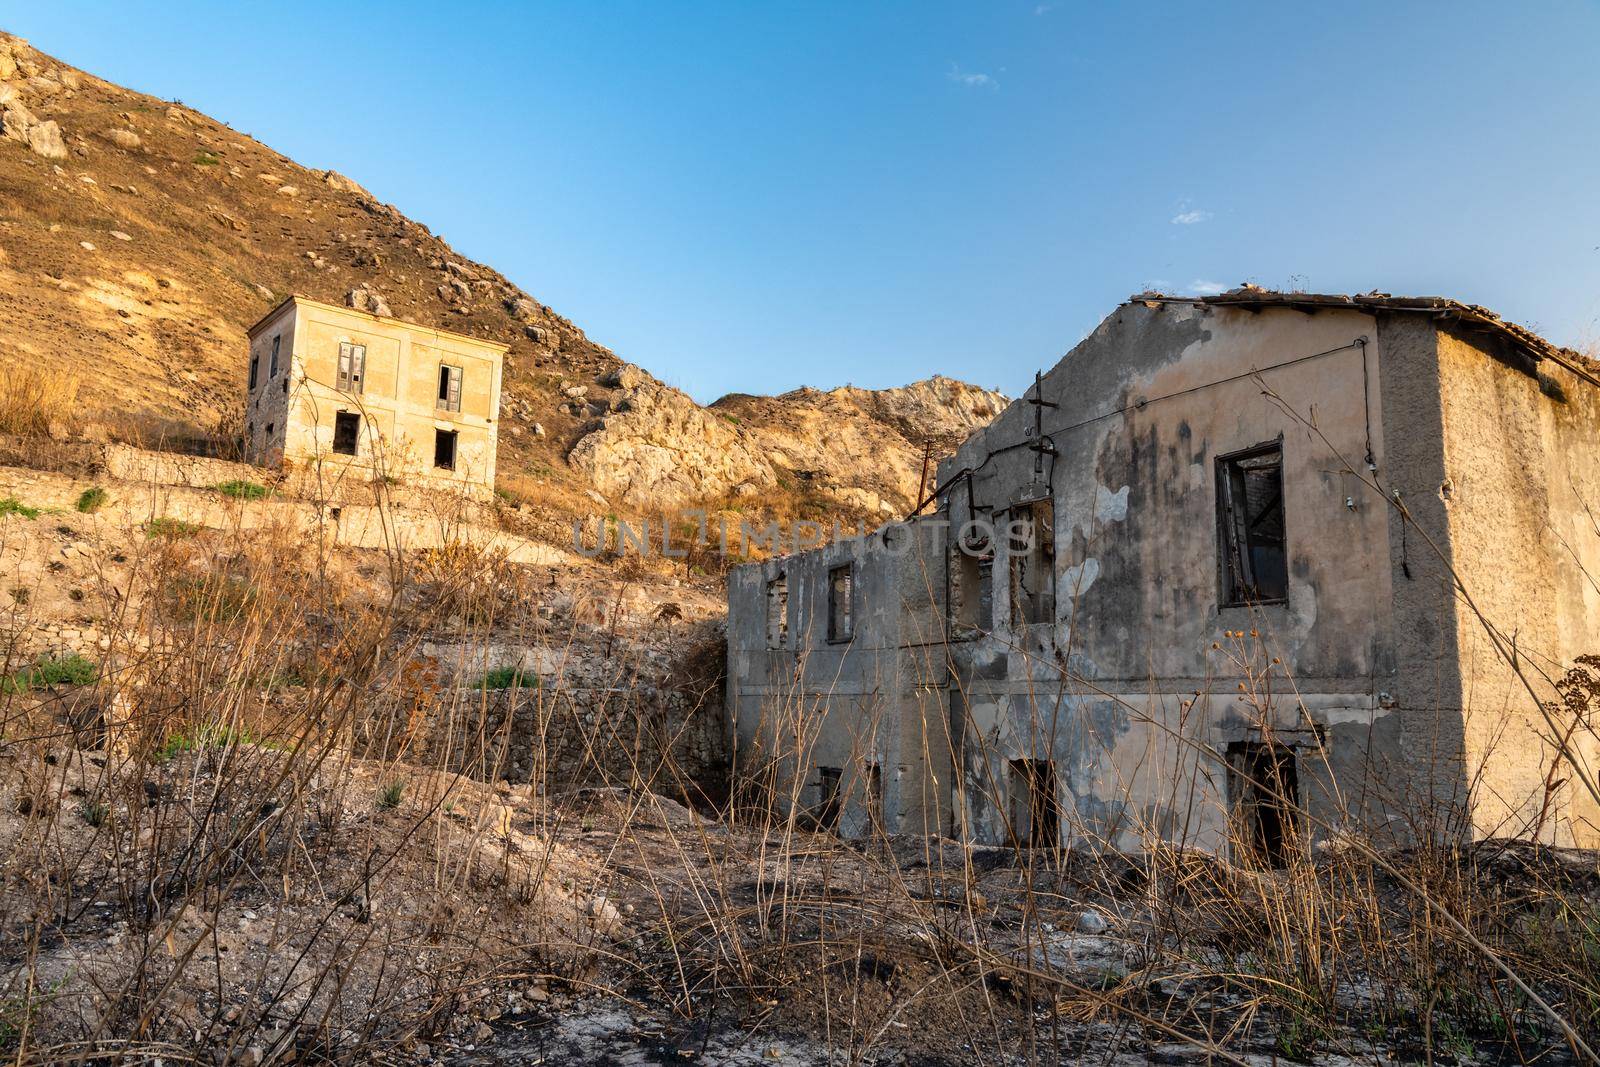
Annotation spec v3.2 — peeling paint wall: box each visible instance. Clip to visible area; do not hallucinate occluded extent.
[726,299,1600,855]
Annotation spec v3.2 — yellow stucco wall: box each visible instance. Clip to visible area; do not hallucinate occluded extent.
[245,297,506,497]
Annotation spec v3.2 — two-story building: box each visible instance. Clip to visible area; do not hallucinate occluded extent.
[726,289,1600,861]
[244,296,507,497]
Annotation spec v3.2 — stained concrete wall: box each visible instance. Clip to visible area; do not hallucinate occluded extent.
[1417,321,1600,845]
[726,520,956,837]
[727,299,1600,855]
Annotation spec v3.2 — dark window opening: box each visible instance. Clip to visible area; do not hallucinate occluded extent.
[827,564,854,642]
[1226,741,1300,869]
[950,528,993,636]
[766,575,788,649]
[248,355,259,390]
[1217,444,1287,605]
[815,767,843,832]
[1008,499,1055,627]
[332,411,360,456]
[269,335,280,378]
[336,342,366,394]
[865,762,884,833]
[1008,759,1060,849]
[264,422,274,439]
[282,376,288,394]
[438,364,463,412]
[434,428,458,470]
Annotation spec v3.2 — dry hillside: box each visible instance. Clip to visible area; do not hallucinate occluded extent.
[0,30,1003,521]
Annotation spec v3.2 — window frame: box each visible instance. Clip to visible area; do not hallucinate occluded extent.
[248,354,260,390]
[336,341,367,394]
[1215,440,1289,609]
[765,574,789,650]
[437,364,463,413]
[269,334,280,378]
[826,563,855,644]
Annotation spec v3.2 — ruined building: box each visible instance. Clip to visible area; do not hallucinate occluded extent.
[727,289,1600,861]
[245,296,507,496]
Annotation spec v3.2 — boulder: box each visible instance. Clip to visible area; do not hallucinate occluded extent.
[346,286,392,318]
[106,128,140,149]
[503,296,537,321]
[599,363,649,390]
[26,119,65,159]
[0,98,36,142]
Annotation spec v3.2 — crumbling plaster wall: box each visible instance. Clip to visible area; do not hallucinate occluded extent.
[939,302,1401,852]
[1421,321,1600,845]
[726,521,956,837]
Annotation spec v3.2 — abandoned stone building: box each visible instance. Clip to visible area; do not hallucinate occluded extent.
[727,288,1600,862]
[245,296,507,495]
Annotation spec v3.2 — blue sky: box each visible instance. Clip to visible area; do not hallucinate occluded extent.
[9,2,1600,402]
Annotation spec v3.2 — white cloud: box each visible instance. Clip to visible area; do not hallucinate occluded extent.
[1187,279,1228,296]
[947,64,997,89]
[1171,209,1211,225]
[1034,3,1055,13]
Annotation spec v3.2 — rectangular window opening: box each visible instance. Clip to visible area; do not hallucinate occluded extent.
[1225,741,1300,869]
[336,342,367,394]
[827,564,854,642]
[766,575,788,649]
[950,534,993,636]
[1217,444,1288,606]
[1008,499,1055,627]
[332,411,360,456]
[815,766,843,833]
[1008,758,1060,849]
[434,428,458,470]
[437,364,463,412]
[269,334,280,378]
[248,355,259,390]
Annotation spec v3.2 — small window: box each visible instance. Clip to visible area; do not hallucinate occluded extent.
[814,767,843,832]
[1009,759,1061,849]
[437,364,463,412]
[336,342,366,394]
[434,428,458,470]
[1008,499,1055,626]
[264,422,274,440]
[269,335,280,378]
[248,354,259,390]
[1226,741,1300,869]
[766,575,788,649]
[333,411,360,456]
[827,564,854,642]
[1217,444,1287,605]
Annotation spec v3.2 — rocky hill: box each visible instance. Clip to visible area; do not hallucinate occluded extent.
[0,30,1002,520]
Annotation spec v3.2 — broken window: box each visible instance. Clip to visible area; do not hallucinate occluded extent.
[1225,741,1300,869]
[269,335,280,378]
[248,354,259,390]
[434,428,458,470]
[827,564,854,642]
[1008,500,1055,627]
[336,342,366,393]
[438,364,463,412]
[1008,759,1061,849]
[950,529,993,636]
[766,575,788,649]
[332,411,360,456]
[815,766,843,832]
[1217,444,1288,605]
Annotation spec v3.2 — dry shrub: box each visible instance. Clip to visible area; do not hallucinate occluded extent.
[0,365,79,437]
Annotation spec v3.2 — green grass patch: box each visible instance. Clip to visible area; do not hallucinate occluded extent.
[193,150,220,166]
[0,498,39,520]
[475,666,541,691]
[1,653,97,694]
[377,781,405,809]
[155,723,261,762]
[75,487,109,513]
[215,479,270,500]
[145,517,201,539]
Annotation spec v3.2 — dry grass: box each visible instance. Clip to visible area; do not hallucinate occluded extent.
[0,367,79,439]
